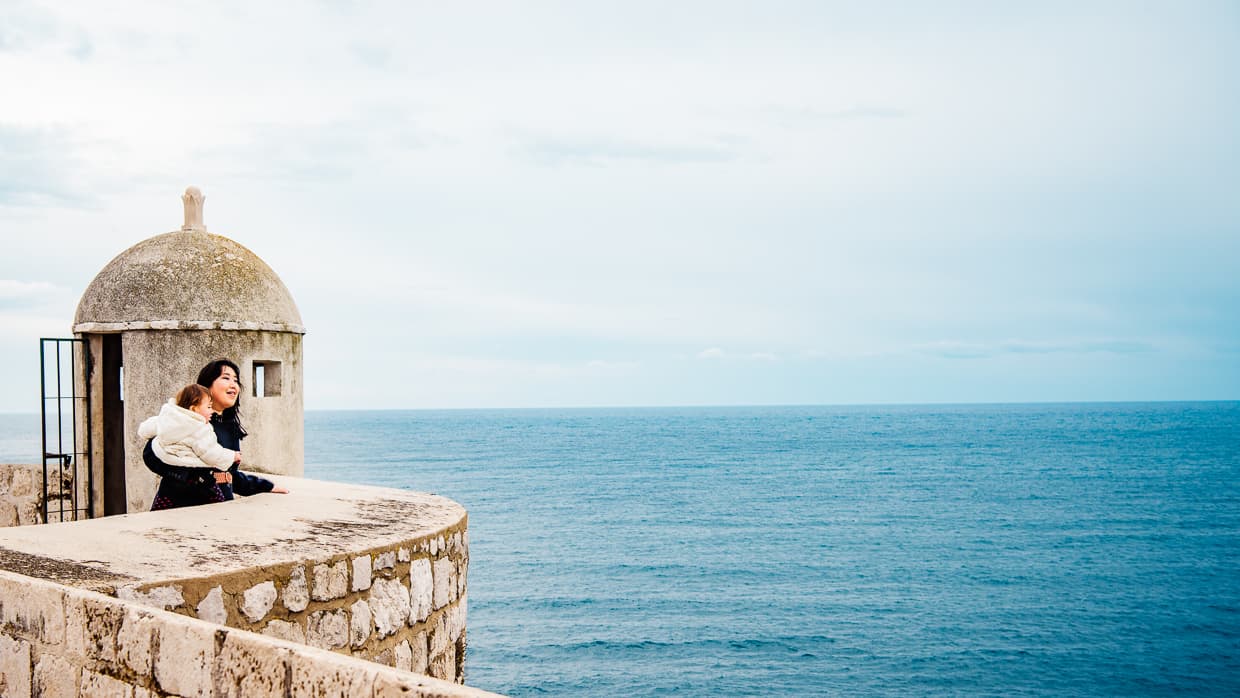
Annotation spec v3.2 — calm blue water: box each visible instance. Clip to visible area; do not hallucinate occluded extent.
[3,402,1238,695]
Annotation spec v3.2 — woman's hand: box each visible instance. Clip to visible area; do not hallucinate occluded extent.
[270,486,290,494]
[234,451,242,464]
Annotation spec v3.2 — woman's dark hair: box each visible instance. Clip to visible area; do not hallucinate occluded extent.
[196,358,247,439]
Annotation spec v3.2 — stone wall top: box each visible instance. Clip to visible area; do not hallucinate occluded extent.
[0,476,466,593]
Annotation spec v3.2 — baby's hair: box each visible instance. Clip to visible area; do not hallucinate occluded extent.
[175,384,211,411]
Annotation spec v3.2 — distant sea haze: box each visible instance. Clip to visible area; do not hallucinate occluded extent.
[3,402,1238,696]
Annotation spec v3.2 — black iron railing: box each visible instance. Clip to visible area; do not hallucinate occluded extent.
[40,337,92,522]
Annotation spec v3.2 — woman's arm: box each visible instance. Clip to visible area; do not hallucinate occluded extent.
[229,465,276,496]
[143,440,214,485]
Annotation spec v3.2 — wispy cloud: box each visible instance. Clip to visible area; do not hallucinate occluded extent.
[195,113,437,184]
[0,3,90,58]
[0,279,66,308]
[349,42,393,70]
[695,348,781,361]
[764,104,910,127]
[915,339,1155,359]
[0,126,96,207]
[519,134,744,167]
[0,279,77,343]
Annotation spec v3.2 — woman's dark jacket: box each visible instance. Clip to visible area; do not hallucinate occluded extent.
[143,412,274,509]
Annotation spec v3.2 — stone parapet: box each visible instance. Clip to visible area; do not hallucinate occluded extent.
[0,568,501,697]
[0,464,45,527]
[0,476,481,689]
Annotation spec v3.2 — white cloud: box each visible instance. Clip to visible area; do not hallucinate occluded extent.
[913,338,1157,360]
[0,279,59,298]
[0,2,1236,408]
[0,279,75,313]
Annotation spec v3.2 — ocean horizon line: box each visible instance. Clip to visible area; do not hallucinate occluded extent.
[302,398,1240,413]
[1,397,1238,418]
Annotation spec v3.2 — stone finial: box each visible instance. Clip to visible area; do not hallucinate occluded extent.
[182,186,206,232]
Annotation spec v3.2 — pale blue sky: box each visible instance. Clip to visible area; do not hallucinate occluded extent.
[1,1,1237,411]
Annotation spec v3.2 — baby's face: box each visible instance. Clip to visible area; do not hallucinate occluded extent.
[191,398,214,420]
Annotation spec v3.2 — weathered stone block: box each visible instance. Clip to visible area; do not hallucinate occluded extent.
[33,654,77,698]
[397,547,410,563]
[212,632,291,697]
[445,601,466,645]
[369,578,410,638]
[352,555,372,591]
[8,467,34,497]
[374,550,396,571]
[350,600,372,648]
[0,499,18,527]
[243,581,277,623]
[306,609,348,650]
[15,500,40,526]
[457,558,469,599]
[411,630,429,675]
[288,655,375,697]
[153,615,215,697]
[66,595,126,667]
[0,574,66,645]
[283,565,309,612]
[373,646,395,667]
[433,557,454,610]
[428,642,455,684]
[0,635,32,698]
[261,619,306,644]
[197,586,227,625]
[312,560,349,601]
[79,670,132,698]
[117,584,184,611]
[393,639,413,672]
[370,671,438,697]
[429,613,450,656]
[409,558,433,623]
[117,609,156,677]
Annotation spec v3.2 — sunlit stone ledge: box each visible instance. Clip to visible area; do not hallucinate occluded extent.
[0,476,496,694]
[72,320,307,333]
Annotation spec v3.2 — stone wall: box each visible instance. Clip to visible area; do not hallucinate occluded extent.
[0,568,501,698]
[116,526,470,682]
[0,476,481,690]
[0,464,43,527]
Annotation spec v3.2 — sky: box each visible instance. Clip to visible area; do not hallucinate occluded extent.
[1,1,1237,412]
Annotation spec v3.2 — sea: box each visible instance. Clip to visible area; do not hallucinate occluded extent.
[2,402,1238,696]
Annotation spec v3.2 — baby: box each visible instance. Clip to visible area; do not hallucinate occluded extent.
[138,384,241,471]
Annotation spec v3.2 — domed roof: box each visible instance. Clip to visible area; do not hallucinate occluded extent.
[74,192,303,333]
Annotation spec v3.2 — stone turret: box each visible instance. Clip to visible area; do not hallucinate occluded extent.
[73,187,305,514]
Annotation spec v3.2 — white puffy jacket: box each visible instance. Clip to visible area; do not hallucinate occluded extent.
[137,400,236,471]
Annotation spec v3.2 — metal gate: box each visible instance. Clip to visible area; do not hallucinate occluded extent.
[40,337,92,522]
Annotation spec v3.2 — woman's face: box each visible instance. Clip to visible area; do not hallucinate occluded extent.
[208,365,240,413]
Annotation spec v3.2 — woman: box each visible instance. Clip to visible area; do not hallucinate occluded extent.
[144,358,289,510]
